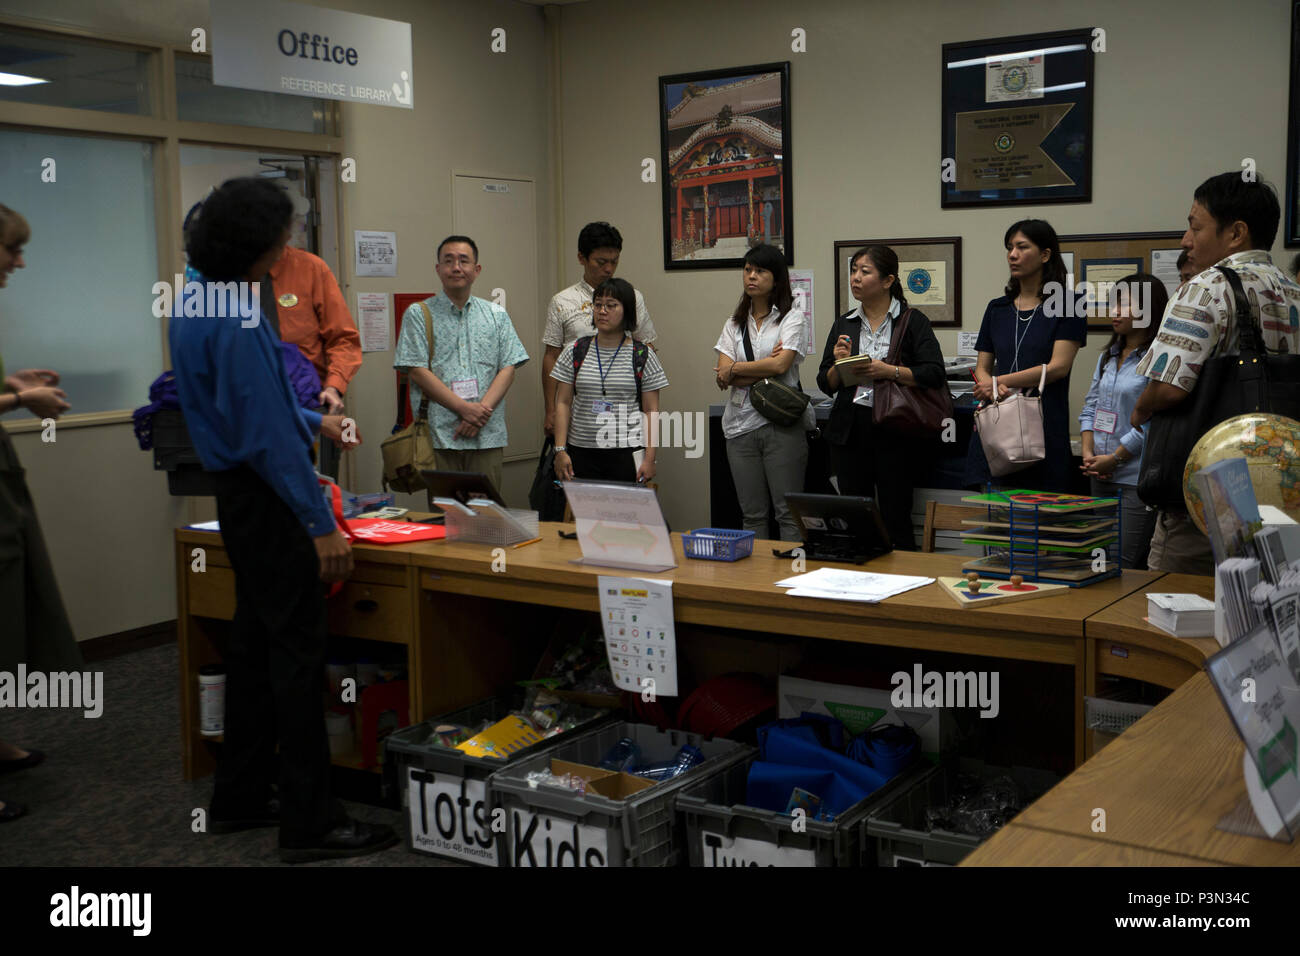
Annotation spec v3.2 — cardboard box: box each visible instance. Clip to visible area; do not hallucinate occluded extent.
[778,675,955,759]
[550,758,657,800]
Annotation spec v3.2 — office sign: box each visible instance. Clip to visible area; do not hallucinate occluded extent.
[211,0,413,109]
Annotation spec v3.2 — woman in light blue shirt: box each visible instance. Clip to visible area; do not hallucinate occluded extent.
[1078,273,1168,569]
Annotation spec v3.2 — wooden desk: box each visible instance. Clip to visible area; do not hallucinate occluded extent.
[175,529,426,780]
[1083,573,1219,758]
[973,670,1300,866]
[962,822,1224,866]
[402,524,1161,767]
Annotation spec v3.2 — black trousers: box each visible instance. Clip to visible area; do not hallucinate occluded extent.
[567,445,639,483]
[829,405,931,552]
[211,467,345,845]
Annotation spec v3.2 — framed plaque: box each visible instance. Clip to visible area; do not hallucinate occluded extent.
[941,29,1096,208]
[659,61,792,270]
[1286,1,1300,245]
[1058,231,1183,330]
[833,237,962,328]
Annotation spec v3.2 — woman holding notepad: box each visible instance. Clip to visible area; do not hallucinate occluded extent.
[816,245,946,550]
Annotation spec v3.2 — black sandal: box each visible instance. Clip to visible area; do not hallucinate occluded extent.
[0,749,44,774]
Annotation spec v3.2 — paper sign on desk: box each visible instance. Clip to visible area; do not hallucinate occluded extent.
[563,480,676,572]
[1206,623,1300,840]
[598,576,677,697]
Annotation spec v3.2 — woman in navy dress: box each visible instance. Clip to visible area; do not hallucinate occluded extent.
[964,219,1086,493]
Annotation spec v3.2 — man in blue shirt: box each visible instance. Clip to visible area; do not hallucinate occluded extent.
[171,177,396,862]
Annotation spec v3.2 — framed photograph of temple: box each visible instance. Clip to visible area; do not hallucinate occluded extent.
[659,61,792,270]
[941,29,1095,208]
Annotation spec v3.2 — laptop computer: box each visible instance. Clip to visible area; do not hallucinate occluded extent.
[784,493,893,564]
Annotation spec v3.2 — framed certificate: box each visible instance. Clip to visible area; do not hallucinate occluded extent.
[941,29,1096,208]
[659,61,792,270]
[1058,231,1182,330]
[833,237,962,328]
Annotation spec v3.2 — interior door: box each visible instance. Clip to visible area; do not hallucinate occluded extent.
[451,173,541,463]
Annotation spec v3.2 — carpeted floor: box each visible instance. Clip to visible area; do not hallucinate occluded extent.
[0,644,463,867]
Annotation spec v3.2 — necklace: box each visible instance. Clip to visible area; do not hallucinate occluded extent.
[1012,304,1038,371]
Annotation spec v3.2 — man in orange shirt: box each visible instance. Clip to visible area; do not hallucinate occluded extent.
[268,245,362,478]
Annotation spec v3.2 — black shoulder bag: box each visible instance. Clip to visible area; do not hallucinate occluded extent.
[1138,265,1300,510]
[739,319,810,428]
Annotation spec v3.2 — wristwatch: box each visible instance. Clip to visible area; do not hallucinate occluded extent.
[893,365,901,381]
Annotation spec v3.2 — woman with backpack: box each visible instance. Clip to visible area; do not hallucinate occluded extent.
[551,277,668,483]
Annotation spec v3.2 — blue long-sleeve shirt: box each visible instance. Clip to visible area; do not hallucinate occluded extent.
[168,270,335,537]
[1078,343,1148,486]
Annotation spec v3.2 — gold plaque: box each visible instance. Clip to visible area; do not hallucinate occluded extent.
[277,293,299,308]
[954,103,1074,192]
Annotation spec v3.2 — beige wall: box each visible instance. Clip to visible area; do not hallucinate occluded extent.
[553,0,1295,531]
[2,0,554,639]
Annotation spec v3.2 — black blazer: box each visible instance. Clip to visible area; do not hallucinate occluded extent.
[816,306,947,446]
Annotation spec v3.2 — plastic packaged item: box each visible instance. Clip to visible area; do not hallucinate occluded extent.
[785,786,823,817]
[599,737,642,772]
[923,773,1024,838]
[634,744,705,781]
[525,770,588,793]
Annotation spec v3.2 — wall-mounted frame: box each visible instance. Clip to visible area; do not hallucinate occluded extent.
[833,237,962,328]
[1286,1,1300,245]
[1057,231,1183,330]
[941,28,1095,208]
[659,61,791,270]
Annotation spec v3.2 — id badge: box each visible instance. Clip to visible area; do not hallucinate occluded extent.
[730,387,748,408]
[853,384,873,406]
[1093,409,1118,434]
[591,399,614,415]
[451,378,479,402]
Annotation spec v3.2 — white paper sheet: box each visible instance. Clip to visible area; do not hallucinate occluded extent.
[598,576,677,696]
[356,291,391,352]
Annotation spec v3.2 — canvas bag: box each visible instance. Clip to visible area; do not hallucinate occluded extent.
[974,362,1047,476]
[740,319,810,428]
[380,302,437,493]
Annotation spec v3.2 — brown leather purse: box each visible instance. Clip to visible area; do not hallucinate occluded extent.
[871,309,953,433]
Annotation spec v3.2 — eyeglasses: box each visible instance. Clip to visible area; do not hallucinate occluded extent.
[592,300,620,312]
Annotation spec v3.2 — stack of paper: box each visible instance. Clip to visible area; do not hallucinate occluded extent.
[775,567,934,603]
[1218,558,1262,642]
[1146,593,1215,638]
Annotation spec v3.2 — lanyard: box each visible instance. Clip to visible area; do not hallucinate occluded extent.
[593,336,626,397]
[1011,304,1038,372]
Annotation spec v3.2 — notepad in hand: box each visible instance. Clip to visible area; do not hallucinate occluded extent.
[834,354,874,382]
[1146,593,1215,638]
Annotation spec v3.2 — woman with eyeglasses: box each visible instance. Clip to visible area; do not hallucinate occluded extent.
[551,277,668,483]
[0,204,82,823]
[713,243,813,542]
[965,219,1086,493]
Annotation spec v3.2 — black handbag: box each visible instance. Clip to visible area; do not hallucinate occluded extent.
[739,319,810,428]
[1138,265,1300,509]
[528,435,567,521]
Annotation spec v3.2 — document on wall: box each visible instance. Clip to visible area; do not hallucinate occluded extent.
[598,576,678,697]
[356,292,391,352]
[1150,248,1184,299]
[354,230,397,277]
[790,270,815,355]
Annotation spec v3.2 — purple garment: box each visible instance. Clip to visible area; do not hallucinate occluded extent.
[133,342,321,450]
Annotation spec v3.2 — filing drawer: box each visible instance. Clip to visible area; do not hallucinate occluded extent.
[327,581,411,643]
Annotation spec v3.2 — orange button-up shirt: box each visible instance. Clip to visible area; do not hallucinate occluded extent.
[268,245,362,394]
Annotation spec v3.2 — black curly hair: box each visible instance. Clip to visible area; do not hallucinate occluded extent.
[184,177,293,281]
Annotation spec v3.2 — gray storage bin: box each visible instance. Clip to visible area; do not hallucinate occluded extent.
[864,759,1060,866]
[488,722,753,867]
[385,695,615,866]
[676,753,929,867]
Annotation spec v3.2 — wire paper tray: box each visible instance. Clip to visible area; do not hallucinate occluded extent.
[682,528,755,562]
[434,497,539,546]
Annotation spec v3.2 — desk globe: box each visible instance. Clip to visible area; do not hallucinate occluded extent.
[1184,413,1300,534]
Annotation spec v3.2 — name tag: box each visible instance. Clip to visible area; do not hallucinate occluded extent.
[730,387,748,408]
[1094,409,1118,434]
[853,384,873,406]
[452,378,479,401]
[592,399,614,416]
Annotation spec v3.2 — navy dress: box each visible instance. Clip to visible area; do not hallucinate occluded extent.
[964,295,1087,493]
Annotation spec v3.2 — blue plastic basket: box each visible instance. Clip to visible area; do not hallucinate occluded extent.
[682,528,755,562]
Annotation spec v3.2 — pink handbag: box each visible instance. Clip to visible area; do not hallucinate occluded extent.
[974,364,1047,476]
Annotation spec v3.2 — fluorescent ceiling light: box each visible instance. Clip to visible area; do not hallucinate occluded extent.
[0,71,49,86]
